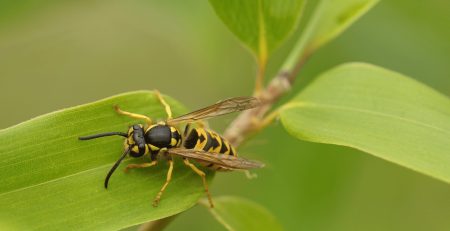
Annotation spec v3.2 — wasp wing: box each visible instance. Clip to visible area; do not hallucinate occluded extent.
[167,97,260,124]
[168,148,265,170]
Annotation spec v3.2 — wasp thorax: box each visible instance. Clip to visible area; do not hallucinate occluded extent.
[126,124,148,157]
[145,124,181,154]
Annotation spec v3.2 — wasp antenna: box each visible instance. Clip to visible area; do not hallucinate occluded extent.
[105,148,130,189]
[78,132,128,140]
[104,148,130,189]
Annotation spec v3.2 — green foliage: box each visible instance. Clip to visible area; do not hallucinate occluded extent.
[0,91,213,230]
[280,63,450,183]
[307,0,379,51]
[201,196,283,231]
[1,1,449,231]
[283,0,379,69]
[209,0,305,63]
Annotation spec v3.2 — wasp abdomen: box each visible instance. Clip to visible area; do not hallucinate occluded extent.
[183,128,236,171]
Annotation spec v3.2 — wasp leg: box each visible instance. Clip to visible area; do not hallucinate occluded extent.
[153,159,174,207]
[183,158,214,208]
[124,160,157,173]
[114,105,152,126]
[154,90,173,120]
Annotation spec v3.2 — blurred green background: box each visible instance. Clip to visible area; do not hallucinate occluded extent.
[1,0,449,231]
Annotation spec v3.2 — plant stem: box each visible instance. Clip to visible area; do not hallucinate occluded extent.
[224,33,311,147]
[139,13,313,231]
[254,58,267,96]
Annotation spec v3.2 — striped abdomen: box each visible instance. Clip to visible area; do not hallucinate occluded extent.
[183,127,236,171]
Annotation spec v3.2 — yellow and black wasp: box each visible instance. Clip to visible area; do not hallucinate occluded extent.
[79,91,264,208]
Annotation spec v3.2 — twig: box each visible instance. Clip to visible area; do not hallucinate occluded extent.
[224,50,310,147]
[139,14,312,231]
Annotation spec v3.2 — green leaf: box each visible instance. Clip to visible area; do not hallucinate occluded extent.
[209,0,306,64]
[200,196,283,231]
[0,91,213,230]
[280,63,450,183]
[283,0,379,70]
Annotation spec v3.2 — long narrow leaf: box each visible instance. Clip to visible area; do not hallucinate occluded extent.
[0,91,213,230]
[201,196,283,231]
[280,63,450,183]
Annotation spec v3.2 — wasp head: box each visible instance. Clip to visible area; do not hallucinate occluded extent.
[126,124,149,157]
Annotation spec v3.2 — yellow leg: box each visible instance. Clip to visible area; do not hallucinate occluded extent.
[124,160,157,173]
[154,90,173,119]
[153,159,174,207]
[183,159,214,208]
[114,105,152,126]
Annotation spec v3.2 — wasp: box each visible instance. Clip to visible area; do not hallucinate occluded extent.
[79,91,264,208]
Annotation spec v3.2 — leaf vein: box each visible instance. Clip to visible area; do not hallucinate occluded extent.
[283,102,450,136]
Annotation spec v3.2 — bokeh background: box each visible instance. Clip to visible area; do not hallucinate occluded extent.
[1,1,449,230]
